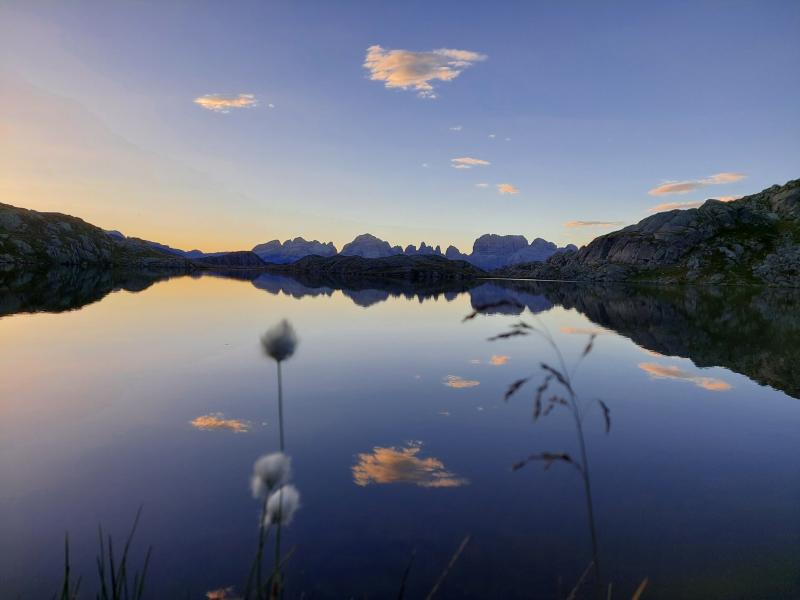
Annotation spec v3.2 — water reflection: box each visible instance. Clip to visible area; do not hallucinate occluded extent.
[190,413,251,432]
[638,362,731,392]
[352,441,468,488]
[442,375,481,389]
[2,267,799,399]
[0,266,181,318]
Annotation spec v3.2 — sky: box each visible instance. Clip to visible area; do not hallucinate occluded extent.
[1,0,798,252]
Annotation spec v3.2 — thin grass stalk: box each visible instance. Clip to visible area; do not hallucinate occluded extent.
[277,362,285,453]
[60,534,71,600]
[424,535,470,600]
[396,550,416,600]
[565,561,594,600]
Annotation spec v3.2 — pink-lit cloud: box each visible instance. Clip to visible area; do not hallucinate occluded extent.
[648,173,746,196]
[564,220,623,228]
[364,45,486,99]
[193,94,258,113]
[496,183,519,195]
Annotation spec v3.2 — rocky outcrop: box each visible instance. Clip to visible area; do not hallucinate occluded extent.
[467,234,574,270]
[339,233,403,258]
[404,242,444,257]
[0,203,192,268]
[500,179,800,287]
[252,237,337,264]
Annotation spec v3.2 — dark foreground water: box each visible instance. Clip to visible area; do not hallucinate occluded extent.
[1,269,799,599]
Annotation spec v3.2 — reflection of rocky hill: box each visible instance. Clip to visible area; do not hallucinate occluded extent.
[0,267,179,318]
[469,282,553,315]
[247,272,476,308]
[489,280,800,399]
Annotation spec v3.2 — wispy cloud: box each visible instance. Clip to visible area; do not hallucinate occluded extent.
[352,441,468,487]
[364,45,486,99]
[648,195,741,213]
[190,413,250,432]
[488,133,496,139]
[648,172,746,196]
[489,355,510,366]
[443,375,480,388]
[564,220,622,228]
[449,125,463,131]
[451,156,490,169]
[193,93,258,113]
[475,182,489,188]
[497,183,519,195]
[639,362,731,391]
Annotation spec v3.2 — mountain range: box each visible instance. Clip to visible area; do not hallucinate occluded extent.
[2,177,797,287]
[123,231,576,270]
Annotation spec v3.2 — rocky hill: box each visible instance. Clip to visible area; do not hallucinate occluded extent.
[0,203,192,269]
[452,234,576,270]
[500,179,800,287]
[252,237,337,263]
[339,233,403,258]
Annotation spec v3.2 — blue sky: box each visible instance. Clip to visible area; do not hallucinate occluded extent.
[1,0,798,251]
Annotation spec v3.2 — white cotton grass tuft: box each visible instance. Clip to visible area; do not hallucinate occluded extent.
[261,319,298,362]
[264,485,301,526]
[251,452,292,498]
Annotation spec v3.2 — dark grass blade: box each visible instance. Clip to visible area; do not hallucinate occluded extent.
[425,535,471,600]
[396,549,416,600]
[488,330,529,341]
[540,363,574,394]
[597,399,611,433]
[504,378,529,401]
[582,333,597,358]
[512,452,581,473]
[462,300,524,321]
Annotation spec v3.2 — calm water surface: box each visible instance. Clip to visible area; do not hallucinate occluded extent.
[1,270,799,598]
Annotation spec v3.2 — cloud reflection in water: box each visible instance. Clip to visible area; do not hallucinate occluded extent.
[639,362,731,392]
[190,413,250,433]
[353,442,468,488]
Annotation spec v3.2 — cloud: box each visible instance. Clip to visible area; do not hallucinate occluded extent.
[451,156,490,169]
[190,413,250,432]
[564,220,623,228]
[639,362,731,391]
[364,45,486,99]
[352,442,468,487]
[193,94,258,113]
[488,133,496,139]
[443,375,480,388]
[649,195,741,213]
[496,183,519,195]
[648,172,746,196]
[450,125,463,131]
[489,355,509,366]
[475,182,489,188]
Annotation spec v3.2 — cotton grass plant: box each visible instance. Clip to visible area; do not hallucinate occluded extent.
[243,319,301,600]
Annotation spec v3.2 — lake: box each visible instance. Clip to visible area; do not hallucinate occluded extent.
[1,269,799,599]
